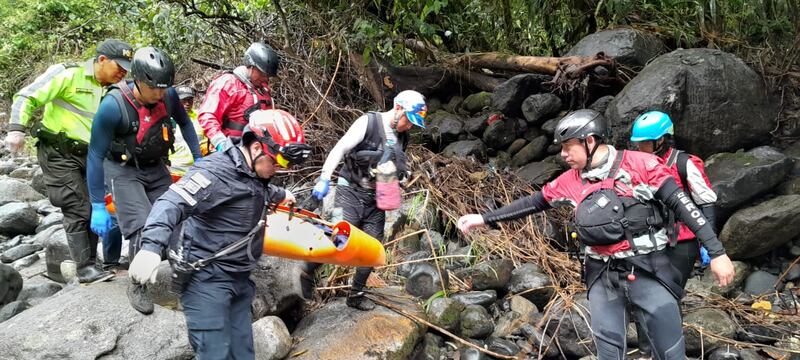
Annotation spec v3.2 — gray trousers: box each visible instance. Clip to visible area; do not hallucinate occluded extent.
[104,159,171,255]
[589,268,685,360]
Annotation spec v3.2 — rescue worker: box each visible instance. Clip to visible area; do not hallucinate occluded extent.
[457,109,735,360]
[631,110,717,286]
[127,109,310,358]
[5,39,132,283]
[86,47,202,311]
[628,111,719,359]
[198,42,278,152]
[170,85,210,174]
[308,90,427,310]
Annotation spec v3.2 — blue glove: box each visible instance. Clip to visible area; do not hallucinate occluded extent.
[311,179,330,200]
[699,246,711,267]
[193,157,203,164]
[90,203,113,238]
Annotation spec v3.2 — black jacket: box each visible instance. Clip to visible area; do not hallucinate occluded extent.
[139,140,285,272]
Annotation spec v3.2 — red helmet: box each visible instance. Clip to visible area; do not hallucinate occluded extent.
[242,109,311,167]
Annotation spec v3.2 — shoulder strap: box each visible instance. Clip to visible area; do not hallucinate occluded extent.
[676,151,690,193]
[366,112,385,144]
[106,89,132,134]
[607,149,625,180]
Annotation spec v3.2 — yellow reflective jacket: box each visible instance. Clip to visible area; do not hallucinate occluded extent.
[9,59,103,143]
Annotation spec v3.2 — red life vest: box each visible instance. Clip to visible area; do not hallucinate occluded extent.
[106,81,175,167]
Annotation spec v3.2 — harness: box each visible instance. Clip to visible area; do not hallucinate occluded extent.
[106,81,175,167]
[221,69,272,133]
[340,112,409,188]
[573,150,668,253]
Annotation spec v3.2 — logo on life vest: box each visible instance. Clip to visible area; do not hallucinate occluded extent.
[144,116,151,123]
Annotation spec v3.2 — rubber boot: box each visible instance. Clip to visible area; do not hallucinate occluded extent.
[346,267,375,311]
[66,231,109,283]
[300,262,321,300]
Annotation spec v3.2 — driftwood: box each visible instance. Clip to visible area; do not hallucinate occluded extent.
[455,52,592,75]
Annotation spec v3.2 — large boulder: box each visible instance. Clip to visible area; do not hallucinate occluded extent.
[442,140,488,162]
[35,212,63,233]
[451,290,497,308]
[706,147,793,215]
[405,263,447,299]
[719,195,800,259]
[0,264,23,306]
[459,304,494,339]
[1,244,41,263]
[491,74,552,116]
[250,257,306,319]
[521,94,562,125]
[543,300,594,358]
[492,296,538,338]
[289,289,425,360]
[685,261,750,297]
[456,259,514,291]
[16,281,63,305]
[462,92,493,114]
[483,118,522,150]
[0,280,192,359]
[504,263,554,309]
[253,316,292,360]
[683,308,737,355]
[426,297,465,332]
[425,111,464,148]
[743,271,780,296]
[511,136,549,168]
[0,300,30,323]
[516,161,562,186]
[0,179,45,206]
[566,28,664,69]
[606,49,778,158]
[0,203,38,236]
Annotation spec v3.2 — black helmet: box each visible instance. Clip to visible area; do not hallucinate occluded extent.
[175,85,195,100]
[553,109,610,145]
[131,47,175,88]
[243,42,279,76]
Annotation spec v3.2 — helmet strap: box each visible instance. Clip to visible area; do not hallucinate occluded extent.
[244,142,266,174]
[582,139,595,171]
[654,139,669,157]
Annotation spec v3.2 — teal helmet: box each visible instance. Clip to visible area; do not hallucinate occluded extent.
[630,111,674,142]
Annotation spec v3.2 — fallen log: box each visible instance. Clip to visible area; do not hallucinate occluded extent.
[455,52,588,75]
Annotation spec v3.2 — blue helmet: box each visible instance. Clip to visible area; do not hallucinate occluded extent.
[394,90,427,128]
[630,111,674,142]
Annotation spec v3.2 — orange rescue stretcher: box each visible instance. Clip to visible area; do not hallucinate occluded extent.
[264,205,386,267]
[104,178,386,267]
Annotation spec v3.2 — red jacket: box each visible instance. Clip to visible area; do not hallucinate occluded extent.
[542,148,673,256]
[198,66,273,139]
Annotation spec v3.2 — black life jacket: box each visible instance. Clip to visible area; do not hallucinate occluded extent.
[339,112,408,188]
[106,81,176,167]
[221,69,272,134]
[573,150,668,252]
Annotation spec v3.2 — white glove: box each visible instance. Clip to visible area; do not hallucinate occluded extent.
[281,189,296,206]
[129,250,162,285]
[4,131,26,153]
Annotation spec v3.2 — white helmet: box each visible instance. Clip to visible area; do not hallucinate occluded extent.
[393,90,427,128]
